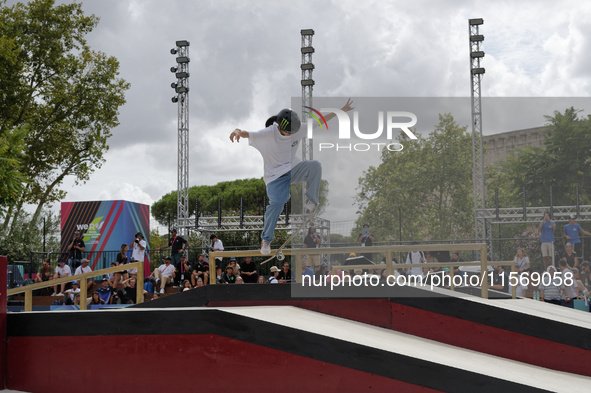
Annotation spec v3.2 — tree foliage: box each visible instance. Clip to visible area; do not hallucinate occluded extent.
[488,107,591,207]
[0,0,129,233]
[152,177,329,227]
[356,113,473,241]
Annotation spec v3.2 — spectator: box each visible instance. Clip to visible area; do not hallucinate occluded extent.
[89,291,105,306]
[128,232,146,277]
[52,260,72,296]
[114,277,138,304]
[563,215,591,258]
[96,278,115,304]
[357,223,375,262]
[74,258,94,291]
[152,256,176,294]
[538,210,556,269]
[221,265,236,284]
[152,292,160,300]
[229,257,240,276]
[157,228,188,273]
[181,279,192,292]
[406,245,427,280]
[580,262,591,288]
[235,276,245,284]
[314,263,329,278]
[195,277,205,288]
[257,275,265,284]
[489,265,509,294]
[111,244,129,288]
[561,243,579,269]
[571,268,589,298]
[144,277,156,294]
[35,259,54,284]
[558,259,577,308]
[107,262,117,285]
[268,266,280,283]
[63,280,80,305]
[514,248,531,273]
[191,255,209,286]
[179,255,193,284]
[424,251,441,273]
[539,266,562,305]
[67,230,85,270]
[450,252,465,278]
[303,226,322,270]
[240,256,259,283]
[277,261,292,283]
[210,234,224,269]
[302,260,314,283]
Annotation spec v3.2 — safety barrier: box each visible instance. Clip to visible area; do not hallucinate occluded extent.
[209,243,517,299]
[7,262,144,311]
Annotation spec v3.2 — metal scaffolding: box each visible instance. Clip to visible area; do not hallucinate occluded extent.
[170,40,190,238]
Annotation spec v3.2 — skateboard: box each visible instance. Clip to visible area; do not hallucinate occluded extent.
[261,204,319,265]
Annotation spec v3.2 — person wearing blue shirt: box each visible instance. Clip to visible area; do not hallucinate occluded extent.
[538,210,556,270]
[563,215,591,257]
[302,260,314,283]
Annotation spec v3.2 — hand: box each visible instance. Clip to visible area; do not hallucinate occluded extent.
[230,129,243,142]
[340,98,354,113]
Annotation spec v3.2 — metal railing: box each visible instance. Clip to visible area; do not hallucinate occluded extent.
[7,262,144,312]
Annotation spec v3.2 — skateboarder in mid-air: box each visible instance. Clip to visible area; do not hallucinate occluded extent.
[230,99,353,255]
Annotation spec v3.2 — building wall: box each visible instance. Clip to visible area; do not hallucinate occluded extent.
[483,126,547,167]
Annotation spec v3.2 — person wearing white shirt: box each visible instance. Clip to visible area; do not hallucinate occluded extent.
[129,232,146,276]
[74,258,94,291]
[152,256,175,294]
[52,260,72,296]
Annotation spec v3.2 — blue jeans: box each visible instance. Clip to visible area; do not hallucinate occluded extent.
[261,160,321,242]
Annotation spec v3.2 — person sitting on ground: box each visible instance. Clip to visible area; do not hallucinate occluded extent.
[89,291,105,306]
[144,277,156,294]
[52,260,72,296]
[235,276,245,284]
[74,258,94,291]
[63,280,80,305]
[257,275,265,284]
[36,258,54,284]
[151,292,160,301]
[96,278,115,304]
[277,261,292,283]
[116,277,138,304]
[191,255,209,286]
[152,256,175,294]
[240,256,259,283]
[268,266,280,283]
[221,265,236,284]
[229,257,240,276]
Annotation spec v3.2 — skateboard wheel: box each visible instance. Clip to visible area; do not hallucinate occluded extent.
[277,252,285,261]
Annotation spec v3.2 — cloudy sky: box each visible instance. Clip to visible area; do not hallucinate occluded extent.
[14,0,591,231]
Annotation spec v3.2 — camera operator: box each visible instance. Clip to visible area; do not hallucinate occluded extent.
[67,231,85,270]
[129,232,146,278]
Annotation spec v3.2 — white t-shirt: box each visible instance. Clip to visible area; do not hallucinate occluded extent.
[56,264,72,277]
[406,251,426,278]
[158,264,175,278]
[74,266,93,275]
[132,239,146,261]
[212,239,224,262]
[248,124,305,185]
[65,287,80,302]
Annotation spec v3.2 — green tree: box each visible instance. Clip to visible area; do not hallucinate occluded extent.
[152,177,329,226]
[0,125,27,219]
[0,0,129,233]
[356,113,473,241]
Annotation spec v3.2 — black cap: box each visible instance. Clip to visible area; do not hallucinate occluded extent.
[171,228,177,233]
[135,232,143,238]
[165,256,172,260]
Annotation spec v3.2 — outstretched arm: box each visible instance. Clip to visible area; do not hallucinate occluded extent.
[323,98,354,123]
[230,128,250,143]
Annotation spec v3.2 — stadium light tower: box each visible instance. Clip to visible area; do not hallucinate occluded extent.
[170,40,190,238]
[469,19,487,246]
[301,29,315,214]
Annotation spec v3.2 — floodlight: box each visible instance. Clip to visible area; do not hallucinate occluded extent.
[301,80,315,86]
[176,57,190,63]
[470,51,485,58]
[301,47,315,54]
[176,40,190,47]
[175,72,190,78]
[171,96,178,103]
[170,67,177,73]
[300,29,315,35]
[171,83,178,89]
[170,49,177,55]
[470,35,484,42]
[469,18,484,25]
[175,86,188,94]
[471,68,485,75]
[300,64,315,70]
